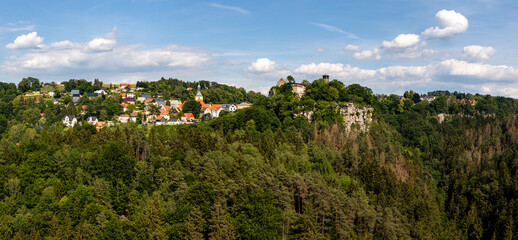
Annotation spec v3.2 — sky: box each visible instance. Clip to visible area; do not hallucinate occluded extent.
[0,0,518,97]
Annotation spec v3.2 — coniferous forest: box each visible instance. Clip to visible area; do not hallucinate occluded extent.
[0,77,517,239]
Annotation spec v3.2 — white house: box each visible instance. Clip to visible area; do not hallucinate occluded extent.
[87,116,98,125]
[119,114,130,123]
[62,115,77,127]
[127,93,136,98]
[130,112,138,122]
[48,89,55,98]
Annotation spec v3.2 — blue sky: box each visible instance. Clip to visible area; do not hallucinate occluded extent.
[1,0,518,97]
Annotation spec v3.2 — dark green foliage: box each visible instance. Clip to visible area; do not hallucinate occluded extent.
[183,99,202,117]
[0,78,517,239]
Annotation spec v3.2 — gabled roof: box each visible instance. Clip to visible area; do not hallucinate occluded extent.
[160,109,169,116]
[120,103,128,108]
[87,116,98,121]
[120,114,130,118]
[182,113,194,118]
[130,112,138,117]
[120,83,131,87]
[142,94,152,99]
[145,98,154,103]
[156,116,163,120]
[71,90,80,95]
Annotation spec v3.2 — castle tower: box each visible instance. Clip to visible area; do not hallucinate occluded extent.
[195,83,203,101]
[323,74,329,83]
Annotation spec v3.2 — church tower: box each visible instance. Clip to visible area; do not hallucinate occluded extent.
[195,83,203,101]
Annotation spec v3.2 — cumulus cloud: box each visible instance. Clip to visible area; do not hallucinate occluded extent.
[437,59,518,80]
[293,59,518,97]
[1,31,212,75]
[382,34,421,48]
[353,48,380,60]
[5,32,44,49]
[421,10,469,38]
[247,58,279,72]
[344,44,359,51]
[87,38,117,51]
[462,45,496,60]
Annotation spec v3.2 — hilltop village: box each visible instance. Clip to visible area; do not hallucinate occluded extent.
[49,84,253,129]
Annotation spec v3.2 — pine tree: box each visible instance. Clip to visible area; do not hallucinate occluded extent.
[209,200,235,240]
[185,207,205,240]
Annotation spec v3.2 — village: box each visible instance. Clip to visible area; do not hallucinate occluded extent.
[24,82,252,130]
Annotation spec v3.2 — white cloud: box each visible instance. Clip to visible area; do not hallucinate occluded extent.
[208,3,249,14]
[317,47,325,53]
[382,34,421,48]
[353,48,380,60]
[293,59,518,97]
[310,23,357,38]
[344,44,359,51]
[421,10,469,38]
[462,45,496,60]
[1,32,212,75]
[437,59,518,80]
[87,38,117,51]
[247,58,279,72]
[5,32,44,49]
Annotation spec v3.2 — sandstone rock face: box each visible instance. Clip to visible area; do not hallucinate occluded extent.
[340,103,373,131]
[295,102,373,131]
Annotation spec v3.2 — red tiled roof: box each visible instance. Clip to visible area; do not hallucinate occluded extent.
[182,113,194,118]
[120,114,129,117]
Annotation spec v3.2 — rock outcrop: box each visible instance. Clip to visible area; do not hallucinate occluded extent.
[296,102,373,131]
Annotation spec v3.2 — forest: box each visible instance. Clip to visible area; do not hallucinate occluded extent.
[0,77,517,239]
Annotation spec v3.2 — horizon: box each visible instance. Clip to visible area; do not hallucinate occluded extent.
[1,0,517,97]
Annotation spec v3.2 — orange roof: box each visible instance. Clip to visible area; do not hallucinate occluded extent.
[156,116,163,120]
[182,113,194,118]
[160,109,169,115]
[120,114,129,117]
[96,121,107,127]
[121,93,127,97]
[82,105,88,110]
[179,103,183,111]
[145,99,154,103]
[196,99,211,109]
[120,103,128,108]
[163,105,171,111]
[211,104,223,111]
[120,83,131,86]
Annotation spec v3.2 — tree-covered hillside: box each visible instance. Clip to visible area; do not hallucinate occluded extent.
[0,77,517,239]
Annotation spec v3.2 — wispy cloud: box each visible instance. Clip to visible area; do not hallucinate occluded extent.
[0,25,35,34]
[209,3,249,14]
[310,22,357,38]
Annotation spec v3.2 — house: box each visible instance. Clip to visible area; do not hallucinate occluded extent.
[292,84,306,98]
[145,98,154,105]
[155,116,167,125]
[121,93,127,98]
[167,118,181,125]
[127,93,135,98]
[221,104,237,112]
[154,98,166,106]
[181,113,195,122]
[88,92,98,98]
[32,88,41,95]
[81,105,88,115]
[119,114,130,123]
[276,78,286,87]
[87,116,98,125]
[211,105,223,118]
[73,97,79,103]
[159,109,170,120]
[169,100,182,106]
[142,94,152,99]
[200,107,211,116]
[137,97,146,102]
[123,98,135,105]
[52,99,59,105]
[48,89,55,98]
[96,121,107,130]
[95,88,107,95]
[237,102,251,109]
[120,83,131,89]
[120,103,129,112]
[62,115,77,127]
[130,112,139,122]
[71,90,80,97]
